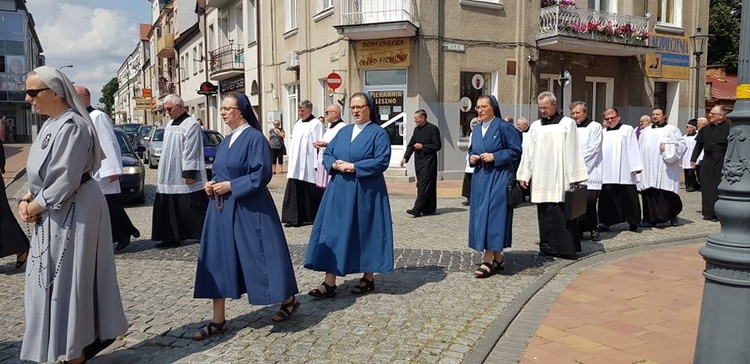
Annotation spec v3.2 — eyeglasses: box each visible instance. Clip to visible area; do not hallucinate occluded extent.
[324,110,336,115]
[220,107,239,112]
[164,107,174,112]
[26,88,50,97]
[709,112,723,116]
[474,105,490,111]
[349,105,368,111]
[603,116,618,121]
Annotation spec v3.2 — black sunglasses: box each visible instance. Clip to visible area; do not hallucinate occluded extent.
[26,88,50,97]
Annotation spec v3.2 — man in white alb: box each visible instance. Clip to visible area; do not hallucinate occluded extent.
[281,100,324,227]
[569,101,602,241]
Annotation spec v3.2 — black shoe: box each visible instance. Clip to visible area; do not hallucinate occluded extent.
[132,229,141,238]
[83,338,115,360]
[406,209,421,217]
[628,224,639,232]
[589,230,600,241]
[557,254,579,260]
[115,237,130,251]
[538,250,556,257]
[670,217,680,226]
[284,222,300,227]
[596,224,610,232]
[156,240,180,249]
[638,222,654,228]
[422,211,436,216]
[461,199,470,206]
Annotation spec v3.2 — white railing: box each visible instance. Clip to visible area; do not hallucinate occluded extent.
[379,111,406,136]
[339,0,415,26]
[538,5,650,46]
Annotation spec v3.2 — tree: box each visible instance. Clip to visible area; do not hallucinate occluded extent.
[707,0,741,73]
[99,77,118,118]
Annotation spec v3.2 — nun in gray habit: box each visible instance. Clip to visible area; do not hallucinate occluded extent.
[18,66,128,363]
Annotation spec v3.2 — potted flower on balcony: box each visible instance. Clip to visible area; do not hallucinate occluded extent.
[542,0,576,7]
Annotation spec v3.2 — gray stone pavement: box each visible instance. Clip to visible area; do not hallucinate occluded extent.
[0,169,716,363]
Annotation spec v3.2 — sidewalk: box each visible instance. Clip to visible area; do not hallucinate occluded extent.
[521,243,704,363]
[2,143,30,186]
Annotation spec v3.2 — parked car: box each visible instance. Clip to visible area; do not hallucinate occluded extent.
[203,129,224,180]
[137,124,155,160]
[146,127,164,169]
[114,123,145,157]
[113,128,146,204]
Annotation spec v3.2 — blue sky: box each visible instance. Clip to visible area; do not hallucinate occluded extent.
[26,0,152,107]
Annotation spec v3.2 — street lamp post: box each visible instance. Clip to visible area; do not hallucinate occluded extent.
[694,2,750,362]
[690,28,710,119]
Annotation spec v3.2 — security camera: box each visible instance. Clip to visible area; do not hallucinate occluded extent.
[526,54,537,63]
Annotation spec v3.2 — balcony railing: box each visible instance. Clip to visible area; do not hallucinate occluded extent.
[538,5,650,47]
[209,44,244,79]
[339,0,416,26]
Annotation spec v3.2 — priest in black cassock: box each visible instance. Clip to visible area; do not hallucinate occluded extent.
[690,105,730,221]
[401,109,442,217]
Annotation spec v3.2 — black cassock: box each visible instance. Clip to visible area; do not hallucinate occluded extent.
[0,140,29,258]
[403,122,442,214]
[691,121,730,219]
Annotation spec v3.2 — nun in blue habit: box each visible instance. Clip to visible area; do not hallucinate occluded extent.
[468,95,522,278]
[304,92,394,297]
[192,92,300,340]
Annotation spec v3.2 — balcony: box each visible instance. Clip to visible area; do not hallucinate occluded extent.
[156,33,175,59]
[205,0,234,8]
[209,44,244,81]
[334,0,418,40]
[537,5,653,57]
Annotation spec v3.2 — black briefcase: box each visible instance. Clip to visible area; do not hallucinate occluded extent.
[564,185,587,220]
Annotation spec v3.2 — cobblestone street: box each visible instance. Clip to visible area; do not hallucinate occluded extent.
[0,169,717,363]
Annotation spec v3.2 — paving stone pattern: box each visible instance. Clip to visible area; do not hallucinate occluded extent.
[0,170,718,363]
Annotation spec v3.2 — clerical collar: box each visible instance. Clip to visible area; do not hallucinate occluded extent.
[329,119,344,129]
[687,131,696,136]
[172,112,189,126]
[541,113,563,126]
[607,123,622,131]
[652,122,667,128]
[301,115,316,122]
[86,106,95,113]
[576,118,591,128]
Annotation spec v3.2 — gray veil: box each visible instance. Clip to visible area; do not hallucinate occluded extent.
[32,65,104,172]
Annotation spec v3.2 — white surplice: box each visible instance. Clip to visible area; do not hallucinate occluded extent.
[637,124,686,194]
[156,116,206,194]
[576,120,603,190]
[287,117,323,184]
[517,116,588,203]
[90,109,123,195]
[601,124,643,185]
[682,132,699,169]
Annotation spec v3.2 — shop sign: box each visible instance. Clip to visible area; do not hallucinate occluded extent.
[356,38,411,69]
[198,82,218,95]
[220,75,245,93]
[646,33,690,80]
[135,98,153,111]
[142,88,152,98]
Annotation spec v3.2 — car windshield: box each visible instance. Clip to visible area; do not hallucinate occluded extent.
[203,132,224,146]
[115,131,134,155]
[139,125,154,138]
[152,129,165,142]
[120,124,141,134]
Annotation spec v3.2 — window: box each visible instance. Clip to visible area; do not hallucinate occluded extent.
[208,24,215,51]
[319,79,334,114]
[590,0,616,12]
[247,0,257,44]
[458,71,492,137]
[584,77,614,119]
[284,83,300,134]
[198,42,204,72]
[317,0,333,12]
[540,73,572,117]
[285,0,298,32]
[657,0,682,26]
[192,47,199,75]
[458,0,504,10]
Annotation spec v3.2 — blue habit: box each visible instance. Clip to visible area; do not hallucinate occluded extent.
[468,117,522,252]
[305,123,395,276]
[194,127,299,305]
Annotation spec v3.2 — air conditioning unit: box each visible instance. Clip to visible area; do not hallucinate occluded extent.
[285,51,299,70]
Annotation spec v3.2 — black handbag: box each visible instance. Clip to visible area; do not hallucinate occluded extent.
[564,185,588,220]
[507,180,523,209]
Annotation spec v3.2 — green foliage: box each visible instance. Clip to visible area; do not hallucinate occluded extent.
[707,0,741,73]
[99,77,119,119]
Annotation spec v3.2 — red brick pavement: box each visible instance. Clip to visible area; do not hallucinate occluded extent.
[522,243,705,364]
[2,143,30,185]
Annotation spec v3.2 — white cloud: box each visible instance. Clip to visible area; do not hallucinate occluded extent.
[27,2,141,106]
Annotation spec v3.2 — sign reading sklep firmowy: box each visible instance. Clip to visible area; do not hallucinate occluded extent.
[356,38,411,69]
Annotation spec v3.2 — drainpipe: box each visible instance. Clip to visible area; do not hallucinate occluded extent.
[437,0,445,174]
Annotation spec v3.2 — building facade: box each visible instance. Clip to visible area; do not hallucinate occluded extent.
[0,0,44,142]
